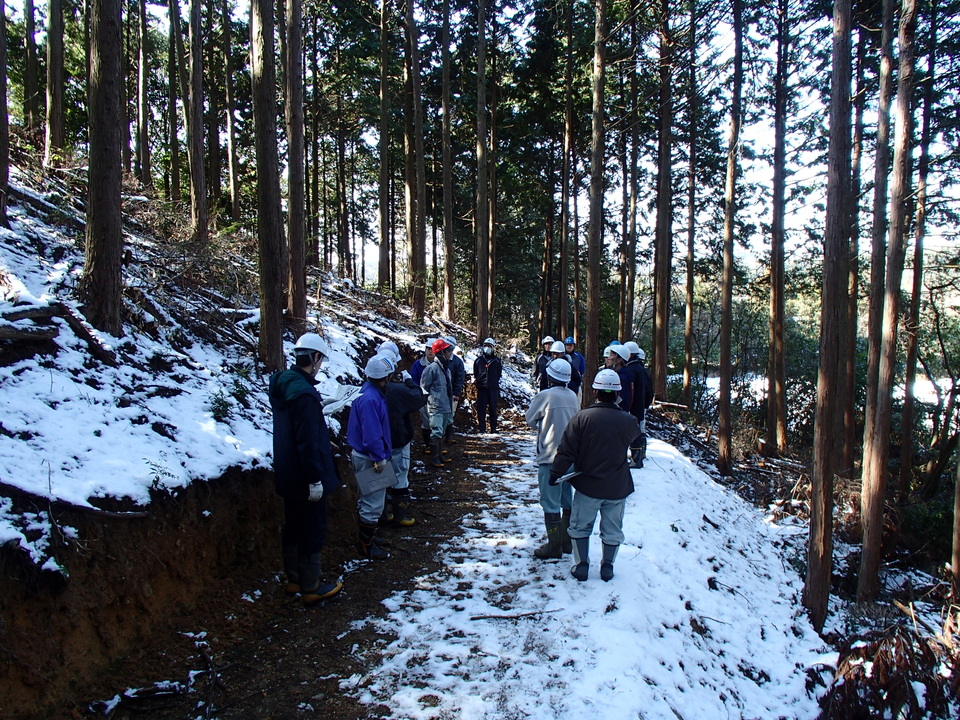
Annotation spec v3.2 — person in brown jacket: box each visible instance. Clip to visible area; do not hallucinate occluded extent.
[549,369,640,582]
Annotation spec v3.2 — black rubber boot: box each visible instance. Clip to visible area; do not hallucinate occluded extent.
[422,427,432,453]
[392,488,416,527]
[430,439,445,467]
[571,537,590,582]
[358,521,390,560]
[300,552,343,606]
[600,543,619,582]
[560,510,572,555]
[444,424,457,445]
[534,513,562,559]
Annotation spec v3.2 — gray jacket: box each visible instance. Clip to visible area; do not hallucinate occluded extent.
[525,386,580,465]
[420,358,453,414]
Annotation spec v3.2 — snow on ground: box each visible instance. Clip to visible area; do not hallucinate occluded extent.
[344,433,828,720]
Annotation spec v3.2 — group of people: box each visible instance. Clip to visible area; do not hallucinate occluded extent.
[526,336,653,582]
[267,329,654,608]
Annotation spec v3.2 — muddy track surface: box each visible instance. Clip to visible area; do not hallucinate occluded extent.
[73,413,524,720]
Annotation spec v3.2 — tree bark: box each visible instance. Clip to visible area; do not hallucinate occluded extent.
[475,0,490,339]
[250,0,285,371]
[766,0,788,456]
[378,0,392,290]
[187,0,209,242]
[167,1,181,203]
[205,0,221,209]
[559,0,574,340]
[651,0,672,400]
[584,0,607,405]
[440,0,455,318]
[0,0,9,227]
[44,0,65,166]
[717,0,743,478]
[137,0,152,189]
[804,0,852,631]
[285,0,306,335]
[24,0,40,134]
[862,0,895,481]
[858,0,918,601]
[79,0,124,337]
[843,29,867,476]
[407,0,427,320]
[682,0,697,411]
[899,1,937,504]
[221,0,240,220]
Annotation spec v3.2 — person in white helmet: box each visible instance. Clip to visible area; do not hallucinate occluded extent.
[525,358,580,559]
[531,335,556,390]
[549,368,641,582]
[624,342,654,467]
[473,337,502,433]
[268,333,343,605]
[602,344,635,412]
[541,340,582,394]
[347,354,396,560]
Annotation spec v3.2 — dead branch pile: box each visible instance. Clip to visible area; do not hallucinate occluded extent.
[816,621,960,720]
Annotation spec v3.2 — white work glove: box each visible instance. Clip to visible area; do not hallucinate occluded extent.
[308,482,324,501]
[401,370,412,381]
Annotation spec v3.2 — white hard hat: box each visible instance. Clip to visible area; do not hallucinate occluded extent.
[546,358,571,384]
[425,338,438,350]
[593,368,622,392]
[637,347,646,361]
[609,344,631,361]
[442,335,457,348]
[549,341,566,354]
[483,337,496,346]
[364,354,395,379]
[377,340,401,363]
[541,335,555,346]
[294,333,329,357]
[624,341,641,356]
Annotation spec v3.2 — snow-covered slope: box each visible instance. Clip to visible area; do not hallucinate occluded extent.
[346,434,827,719]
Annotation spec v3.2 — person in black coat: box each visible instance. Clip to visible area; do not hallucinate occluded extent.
[268,333,343,606]
[473,337,503,433]
[624,341,655,467]
[384,368,428,526]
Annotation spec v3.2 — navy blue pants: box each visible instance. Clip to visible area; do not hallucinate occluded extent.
[281,496,328,555]
[475,386,500,432]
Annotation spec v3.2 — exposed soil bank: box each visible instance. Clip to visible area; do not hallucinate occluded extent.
[0,466,288,719]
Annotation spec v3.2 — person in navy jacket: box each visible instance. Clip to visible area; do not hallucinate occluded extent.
[473,337,503,433]
[268,333,343,606]
[347,354,395,559]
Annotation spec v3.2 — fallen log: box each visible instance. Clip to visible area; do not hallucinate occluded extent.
[0,322,59,340]
[0,302,117,365]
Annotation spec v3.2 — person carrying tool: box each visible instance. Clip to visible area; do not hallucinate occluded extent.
[549,368,640,582]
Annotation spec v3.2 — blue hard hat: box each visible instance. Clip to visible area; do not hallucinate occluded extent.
[563,336,575,344]
[610,340,622,345]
